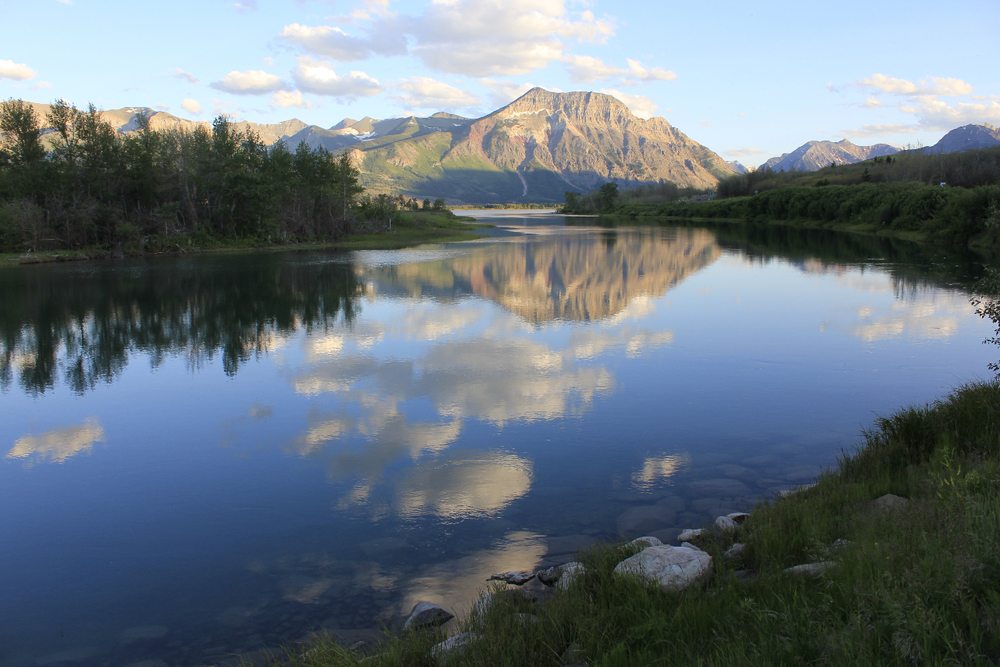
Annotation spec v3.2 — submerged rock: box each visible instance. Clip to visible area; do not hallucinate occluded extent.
[403,602,455,631]
[616,505,677,537]
[614,545,713,591]
[488,570,535,586]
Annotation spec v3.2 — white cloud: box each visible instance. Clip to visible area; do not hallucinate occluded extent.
[30,81,52,91]
[408,0,614,77]
[292,56,384,99]
[233,0,257,10]
[700,120,713,127]
[563,54,627,83]
[285,0,615,78]
[56,0,72,4]
[0,59,36,81]
[479,78,539,110]
[271,90,314,109]
[840,123,920,138]
[181,98,202,115]
[624,58,676,84]
[847,73,999,131]
[393,76,481,110]
[173,68,200,85]
[726,147,763,157]
[279,23,406,61]
[600,89,657,119]
[210,70,287,95]
[154,103,169,111]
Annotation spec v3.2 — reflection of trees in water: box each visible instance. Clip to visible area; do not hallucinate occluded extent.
[368,227,721,323]
[0,254,363,395]
[584,217,989,301]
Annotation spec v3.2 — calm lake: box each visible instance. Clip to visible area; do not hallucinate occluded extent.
[1,210,996,667]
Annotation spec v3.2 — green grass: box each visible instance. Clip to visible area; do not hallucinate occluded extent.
[269,380,1000,666]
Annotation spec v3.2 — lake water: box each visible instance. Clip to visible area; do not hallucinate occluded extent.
[1,210,995,667]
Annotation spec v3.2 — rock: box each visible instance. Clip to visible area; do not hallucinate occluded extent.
[488,570,535,585]
[516,613,539,626]
[555,562,586,591]
[680,541,702,551]
[689,478,752,497]
[715,515,738,530]
[627,536,663,549]
[430,632,480,663]
[869,494,908,512]
[403,602,455,631]
[536,566,561,587]
[616,505,677,537]
[734,569,757,582]
[724,543,746,562]
[614,545,713,591]
[677,528,705,542]
[727,512,751,525]
[120,625,169,644]
[784,562,835,576]
[654,495,686,511]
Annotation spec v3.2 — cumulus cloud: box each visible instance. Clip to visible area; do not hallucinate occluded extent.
[332,0,394,23]
[393,76,481,110]
[271,90,314,109]
[726,147,764,157]
[600,89,657,119]
[282,0,615,78]
[0,59,36,81]
[233,0,257,10]
[563,54,627,83]
[856,73,973,97]
[173,68,200,85]
[624,58,676,84]
[279,23,406,61]
[211,70,287,95]
[154,103,169,111]
[292,56,384,99]
[840,123,920,138]
[480,79,542,110]
[844,72,999,133]
[30,81,52,91]
[181,98,202,115]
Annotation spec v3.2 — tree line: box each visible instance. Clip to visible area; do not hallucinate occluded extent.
[0,98,383,254]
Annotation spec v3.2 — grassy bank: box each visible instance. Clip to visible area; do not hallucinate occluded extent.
[0,210,489,266]
[277,380,1000,666]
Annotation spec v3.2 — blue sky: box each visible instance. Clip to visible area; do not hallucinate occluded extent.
[2,0,998,166]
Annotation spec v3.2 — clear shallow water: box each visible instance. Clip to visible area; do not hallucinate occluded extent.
[0,211,995,667]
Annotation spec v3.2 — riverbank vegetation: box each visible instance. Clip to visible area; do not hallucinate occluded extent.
[272,378,1000,666]
[562,146,1000,249]
[0,99,478,258]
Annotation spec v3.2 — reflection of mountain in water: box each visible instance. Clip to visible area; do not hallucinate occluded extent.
[0,255,363,395]
[366,228,721,323]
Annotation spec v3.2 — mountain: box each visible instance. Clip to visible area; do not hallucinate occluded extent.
[12,90,733,202]
[760,139,898,172]
[726,160,751,174]
[344,88,733,203]
[925,124,1000,154]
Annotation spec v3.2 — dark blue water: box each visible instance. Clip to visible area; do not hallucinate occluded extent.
[0,211,994,667]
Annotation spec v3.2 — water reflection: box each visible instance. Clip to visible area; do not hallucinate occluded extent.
[6,417,105,466]
[363,227,721,323]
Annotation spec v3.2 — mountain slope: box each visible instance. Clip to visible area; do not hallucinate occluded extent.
[761,139,898,172]
[350,88,734,203]
[926,124,1000,154]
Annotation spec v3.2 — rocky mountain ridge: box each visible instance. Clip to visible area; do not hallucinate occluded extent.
[760,139,899,172]
[925,123,1000,154]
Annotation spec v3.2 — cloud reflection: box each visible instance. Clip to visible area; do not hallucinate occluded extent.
[631,454,692,491]
[6,417,105,466]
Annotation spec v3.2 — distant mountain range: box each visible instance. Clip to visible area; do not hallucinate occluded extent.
[11,96,1000,199]
[924,123,1000,154]
[760,139,898,173]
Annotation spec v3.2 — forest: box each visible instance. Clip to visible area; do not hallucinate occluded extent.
[0,98,438,255]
